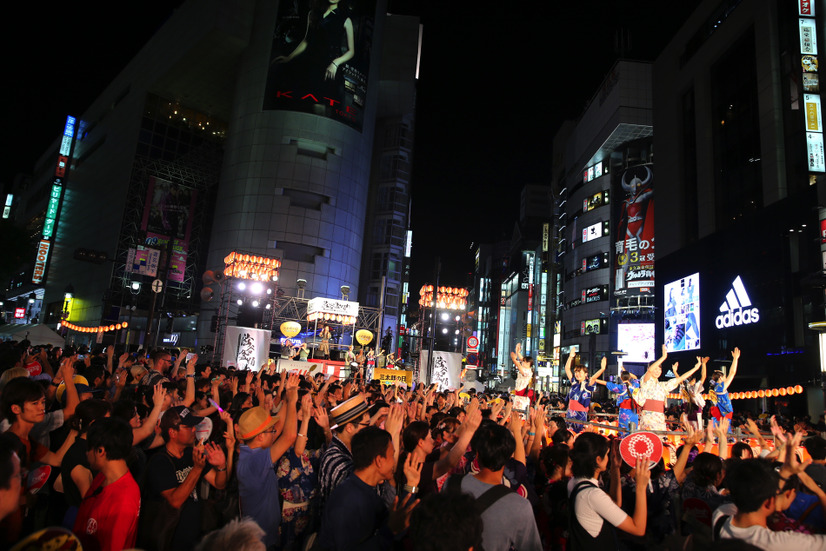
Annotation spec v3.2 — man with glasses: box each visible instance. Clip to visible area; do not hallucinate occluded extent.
[236,373,299,549]
[140,350,172,387]
[142,406,228,549]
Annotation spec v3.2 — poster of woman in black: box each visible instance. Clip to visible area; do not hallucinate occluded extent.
[264,0,374,131]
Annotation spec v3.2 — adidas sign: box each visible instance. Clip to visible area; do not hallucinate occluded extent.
[715,276,759,328]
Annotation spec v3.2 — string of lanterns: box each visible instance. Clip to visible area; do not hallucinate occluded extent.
[667,385,805,401]
[62,321,128,333]
[306,312,357,325]
[418,285,468,310]
[223,251,281,281]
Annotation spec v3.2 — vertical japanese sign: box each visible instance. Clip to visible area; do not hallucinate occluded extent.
[799,1,823,172]
[613,164,655,295]
[32,115,75,284]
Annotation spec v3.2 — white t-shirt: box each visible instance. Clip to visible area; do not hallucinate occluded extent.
[712,503,826,550]
[567,477,629,538]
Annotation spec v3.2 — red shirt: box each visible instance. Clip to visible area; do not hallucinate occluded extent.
[74,471,141,551]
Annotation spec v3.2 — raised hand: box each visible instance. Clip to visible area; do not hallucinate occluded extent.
[204,441,227,469]
[403,453,423,488]
[220,410,236,449]
[313,406,330,431]
[153,383,167,408]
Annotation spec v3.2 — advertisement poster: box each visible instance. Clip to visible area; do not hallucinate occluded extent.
[616,323,655,363]
[263,0,376,131]
[664,273,700,352]
[223,326,271,370]
[140,177,196,283]
[614,164,655,294]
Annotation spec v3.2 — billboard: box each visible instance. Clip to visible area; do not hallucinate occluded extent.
[664,272,700,352]
[140,177,196,283]
[263,0,376,131]
[614,164,655,294]
[617,323,655,363]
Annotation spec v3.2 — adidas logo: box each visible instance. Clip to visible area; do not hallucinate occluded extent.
[715,276,760,328]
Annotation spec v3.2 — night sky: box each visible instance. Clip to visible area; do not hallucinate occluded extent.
[3,0,699,299]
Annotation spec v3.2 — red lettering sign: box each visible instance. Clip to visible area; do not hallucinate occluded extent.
[55,156,68,178]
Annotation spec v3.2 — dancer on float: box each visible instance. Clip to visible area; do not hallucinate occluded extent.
[637,345,700,432]
[594,368,639,437]
[677,356,709,431]
[709,347,740,432]
[564,353,606,433]
[510,342,535,411]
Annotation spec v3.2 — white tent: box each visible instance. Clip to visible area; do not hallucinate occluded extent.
[0,324,65,347]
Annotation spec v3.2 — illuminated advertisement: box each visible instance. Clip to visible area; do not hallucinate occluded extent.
[800,18,818,54]
[807,132,826,172]
[31,240,51,285]
[126,246,161,278]
[582,284,608,304]
[805,94,823,131]
[664,272,700,352]
[581,220,609,243]
[31,115,75,285]
[262,0,377,131]
[140,177,196,283]
[581,318,604,335]
[617,323,655,363]
[800,7,823,173]
[614,164,655,294]
[582,190,609,213]
[715,275,760,329]
[582,160,609,183]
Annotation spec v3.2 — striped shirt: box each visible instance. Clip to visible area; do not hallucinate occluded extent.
[319,436,353,502]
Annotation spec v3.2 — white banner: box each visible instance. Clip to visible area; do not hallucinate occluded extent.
[307,297,359,317]
[276,358,344,379]
[223,326,271,370]
[419,350,463,390]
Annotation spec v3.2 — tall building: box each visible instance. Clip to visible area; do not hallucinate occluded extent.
[554,60,656,381]
[4,0,420,354]
[653,0,824,412]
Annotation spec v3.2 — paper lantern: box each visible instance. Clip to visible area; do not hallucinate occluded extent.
[757,390,765,398]
[280,321,301,338]
[779,387,787,396]
[795,385,803,394]
[356,329,373,346]
[122,321,129,329]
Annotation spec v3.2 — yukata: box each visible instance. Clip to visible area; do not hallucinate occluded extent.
[566,381,595,433]
[606,379,640,436]
[710,381,733,431]
[276,446,323,551]
[637,377,680,432]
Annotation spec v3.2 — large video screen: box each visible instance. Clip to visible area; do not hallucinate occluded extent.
[664,273,700,352]
[617,323,655,363]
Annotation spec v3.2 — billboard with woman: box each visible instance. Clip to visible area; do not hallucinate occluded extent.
[263,0,376,131]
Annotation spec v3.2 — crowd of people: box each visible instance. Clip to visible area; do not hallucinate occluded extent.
[1,339,826,550]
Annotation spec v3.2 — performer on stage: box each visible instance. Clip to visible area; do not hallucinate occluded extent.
[709,347,740,430]
[638,345,700,432]
[510,342,535,410]
[678,356,708,431]
[564,354,606,433]
[595,369,639,437]
[319,324,332,359]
